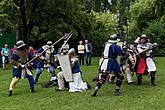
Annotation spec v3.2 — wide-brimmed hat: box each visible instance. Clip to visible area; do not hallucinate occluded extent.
[16,40,26,49]
[108,34,120,43]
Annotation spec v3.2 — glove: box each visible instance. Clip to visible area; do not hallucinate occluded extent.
[47,60,50,64]
[153,43,158,47]
[20,64,25,68]
[35,53,41,57]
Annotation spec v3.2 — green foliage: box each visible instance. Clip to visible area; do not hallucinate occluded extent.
[1,0,165,56]
[128,0,157,32]
[88,12,118,55]
[143,20,165,56]
[127,0,165,56]
[0,0,19,33]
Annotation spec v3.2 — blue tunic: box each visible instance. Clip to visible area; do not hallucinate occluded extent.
[71,57,81,73]
[99,43,124,74]
[72,64,80,73]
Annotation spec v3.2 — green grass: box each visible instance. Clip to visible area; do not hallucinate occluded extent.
[0,57,165,110]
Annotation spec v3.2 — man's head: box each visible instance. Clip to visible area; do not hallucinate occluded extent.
[29,46,33,51]
[85,40,88,44]
[68,48,76,58]
[79,40,83,45]
[108,34,120,43]
[4,44,8,48]
[139,34,148,44]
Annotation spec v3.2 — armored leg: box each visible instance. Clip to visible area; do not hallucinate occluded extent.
[34,68,43,83]
[42,76,58,88]
[57,72,65,90]
[8,77,20,96]
[114,73,123,96]
[26,74,35,93]
[125,67,133,84]
[151,71,156,86]
[92,73,108,96]
[48,66,56,77]
[137,74,142,85]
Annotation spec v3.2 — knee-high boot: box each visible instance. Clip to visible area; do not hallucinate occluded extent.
[8,77,20,96]
[34,68,42,83]
[92,73,107,96]
[115,79,122,96]
[91,83,102,96]
[151,71,156,86]
[137,74,142,85]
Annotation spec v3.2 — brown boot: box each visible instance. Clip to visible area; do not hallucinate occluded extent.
[42,81,53,88]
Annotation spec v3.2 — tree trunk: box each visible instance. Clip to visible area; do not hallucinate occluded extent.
[20,0,29,45]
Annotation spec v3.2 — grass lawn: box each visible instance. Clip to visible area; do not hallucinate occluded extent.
[0,57,165,110]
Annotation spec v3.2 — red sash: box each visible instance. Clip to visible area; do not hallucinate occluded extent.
[137,57,146,75]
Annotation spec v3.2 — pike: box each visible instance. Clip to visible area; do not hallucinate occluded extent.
[136,43,157,56]
[25,31,73,66]
[59,32,72,54]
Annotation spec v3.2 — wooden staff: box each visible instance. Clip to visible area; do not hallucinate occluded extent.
[25,31,73,66]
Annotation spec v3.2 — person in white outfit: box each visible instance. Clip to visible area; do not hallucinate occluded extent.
[136,34,157,86]
[57,48,91,92]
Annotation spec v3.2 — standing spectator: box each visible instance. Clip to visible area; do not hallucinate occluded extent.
[85,39,92,66]
[10,45,17,63]
[1,44,10,69]
[11,45,16,55]
[77,40,85,65]
[28,46,35,60]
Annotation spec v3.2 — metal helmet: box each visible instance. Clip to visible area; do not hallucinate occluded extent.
[47,41,52,45]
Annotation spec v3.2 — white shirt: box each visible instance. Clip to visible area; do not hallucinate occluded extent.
[85,44,90,53]
[137,43,152,56]
[78,45,85,54]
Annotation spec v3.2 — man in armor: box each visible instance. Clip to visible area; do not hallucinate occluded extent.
[56,48,91,92]
[60,39,69,55]
[8,40,35,96]
[92,34,125,96]
[136,34,157,86]
[34,41,57,85]
[120,44,136,84]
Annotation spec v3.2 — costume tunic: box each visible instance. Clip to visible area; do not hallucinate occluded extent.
[99,43,124,74]
[136,43,156,74]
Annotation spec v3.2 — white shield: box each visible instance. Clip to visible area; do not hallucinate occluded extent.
[58,55,73,82]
